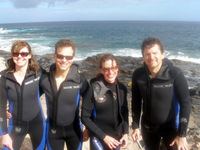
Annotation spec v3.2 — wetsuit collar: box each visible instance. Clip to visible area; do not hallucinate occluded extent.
[49,63,81,83]
[3,69,37,82]
[144,58,173,80]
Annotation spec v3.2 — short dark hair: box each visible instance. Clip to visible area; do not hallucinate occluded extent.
[55,39,76,56]
[141,37,164,55]
[99,53,119,69]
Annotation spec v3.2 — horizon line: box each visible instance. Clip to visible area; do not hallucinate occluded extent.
[1,19,200,25]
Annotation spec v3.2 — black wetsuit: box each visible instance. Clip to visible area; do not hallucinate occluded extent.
[0,70,46,150]
[132,59,191,150]
[40,63,88,150]
[81,74,128,150]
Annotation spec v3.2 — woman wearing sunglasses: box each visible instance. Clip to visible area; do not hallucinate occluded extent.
[81,53,129,150]
[0,41,46,150]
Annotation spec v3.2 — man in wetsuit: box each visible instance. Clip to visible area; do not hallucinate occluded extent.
[131,37,191,150]
[40,39,88,150]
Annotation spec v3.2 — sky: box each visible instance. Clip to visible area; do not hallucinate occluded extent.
[0,0,200,24]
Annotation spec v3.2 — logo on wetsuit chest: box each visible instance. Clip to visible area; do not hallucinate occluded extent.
[153,83,173,88]
[24,77,40,85]
[63,85,80,89]
[96,95,107,103]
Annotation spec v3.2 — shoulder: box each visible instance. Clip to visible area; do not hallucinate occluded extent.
[0,69,8,79]
[90,74,103,85]
[132,66,146,79]
[118,81,127,92]
[165,59,183,78]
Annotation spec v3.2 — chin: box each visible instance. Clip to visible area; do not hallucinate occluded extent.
[107,79,115,83]
[59,67,68,71]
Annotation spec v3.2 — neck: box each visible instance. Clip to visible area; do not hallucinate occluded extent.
[15,65,28,75]
[55,67,70,79]
[149,64,162,78]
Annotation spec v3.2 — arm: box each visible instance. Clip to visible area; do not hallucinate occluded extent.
[119,85,129,148]
[131,71,142,141]
[131,71,142,129]
[81,84,106,140]
[174,71,191,137]
[0,75,8,136]
[170,70,191,149]
[121,86,129,134]
[0,75,13,150]
[39,68,47,96]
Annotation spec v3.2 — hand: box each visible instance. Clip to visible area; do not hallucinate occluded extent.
[119,134,128,149]
[82,128,89,141]
[103,135,121,149]
[6,111,12,119]
[131,128,142,142]
[170,136,188,150]
[2,134,13,150]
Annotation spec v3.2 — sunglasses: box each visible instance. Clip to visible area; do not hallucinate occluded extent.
[56,54,73,60]
[12,52,30,57]
[102,66,118,72]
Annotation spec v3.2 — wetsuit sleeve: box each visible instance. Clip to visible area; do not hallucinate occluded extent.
[0,75,8,135]
[131,71,142,129]
[81,84,106,140]
[39,69,46,96]
[80,75,89,97]
[121,86,129,134]
[174,70,191,137]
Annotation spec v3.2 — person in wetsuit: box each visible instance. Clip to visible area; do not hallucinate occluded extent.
[40,39,88,150]
[131,37,191,150]
[81,53,129,150]
[0,40,46,150]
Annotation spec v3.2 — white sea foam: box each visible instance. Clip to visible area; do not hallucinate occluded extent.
[32,43,53,55]
[168,55,200,64]
[1,37,200,64]
[0,28,19,34]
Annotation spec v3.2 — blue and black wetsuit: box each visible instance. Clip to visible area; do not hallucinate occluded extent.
[132,58,191,150]
[81,74,128,150]
[40,63,88,150]
[0,70,46,150]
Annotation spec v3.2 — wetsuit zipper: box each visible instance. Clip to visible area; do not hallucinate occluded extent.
[49,73,64,130]
[15,81,24,129]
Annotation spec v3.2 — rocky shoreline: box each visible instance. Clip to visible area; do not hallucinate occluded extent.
[0,50,200,149]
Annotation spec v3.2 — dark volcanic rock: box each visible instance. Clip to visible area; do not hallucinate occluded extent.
[1,50,200,149]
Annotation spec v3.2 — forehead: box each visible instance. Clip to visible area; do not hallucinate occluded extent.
[143,44,162,54]
[14,47,29,53]
[102,59,117,68]
[56,47,74,55]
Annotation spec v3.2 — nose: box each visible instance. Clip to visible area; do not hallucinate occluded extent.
[107,69,115,74]
[148,53,154,60]
[17,54,23,58]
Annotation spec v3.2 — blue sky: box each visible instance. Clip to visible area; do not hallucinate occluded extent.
[0,0,200,23]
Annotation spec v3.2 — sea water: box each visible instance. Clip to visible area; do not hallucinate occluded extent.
[0,21,200,63]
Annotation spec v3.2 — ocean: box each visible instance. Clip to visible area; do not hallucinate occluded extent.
[0,21,200,63]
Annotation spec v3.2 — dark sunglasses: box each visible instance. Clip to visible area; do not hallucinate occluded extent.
[12,52,30,57]
[56,54,73,60]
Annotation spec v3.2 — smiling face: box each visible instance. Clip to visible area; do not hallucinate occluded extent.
[101,59,119,84]
[143,44,164,74]
[55,46,74,71]
[12,47,31,69]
